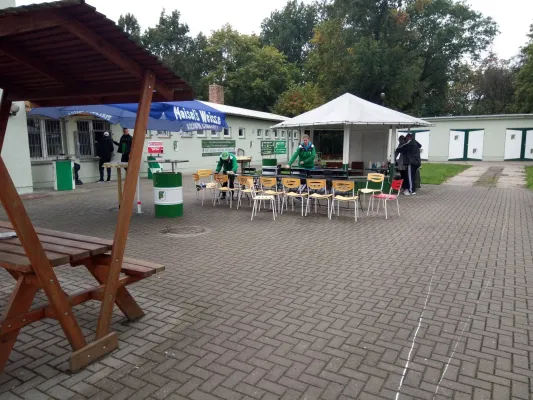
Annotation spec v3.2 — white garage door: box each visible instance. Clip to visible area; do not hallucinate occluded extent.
[504,129,522,160]
[449,130,465,160]
[525,130,533,160]
[467,130,484,160]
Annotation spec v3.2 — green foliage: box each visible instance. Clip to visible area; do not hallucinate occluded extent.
[515,23,533,113]
[420,163,471,185]
[117,13,142,44]
[260,0,320,66]
[272,83,326,117]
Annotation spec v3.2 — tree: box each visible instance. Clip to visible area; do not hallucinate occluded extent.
[272,83,326,116]
[515,23,533,113]
[306,0,498,115]
[260,0,320,66]
[118,13,142,44]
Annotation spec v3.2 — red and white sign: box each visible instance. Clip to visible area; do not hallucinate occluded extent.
[147,140,164,154]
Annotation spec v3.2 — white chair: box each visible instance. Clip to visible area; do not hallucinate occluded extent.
[251,185,277,221]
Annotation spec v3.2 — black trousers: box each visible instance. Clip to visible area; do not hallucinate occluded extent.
[99,158,111,181]
[407,164,419,193]
[399,169,408,190]
[121,153,129,171]
[74,163,81,182]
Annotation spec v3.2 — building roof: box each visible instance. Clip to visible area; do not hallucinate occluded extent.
[199,101,288,122]
[272,93,432,128]
[423,114,533,122]
[0,0,192,106]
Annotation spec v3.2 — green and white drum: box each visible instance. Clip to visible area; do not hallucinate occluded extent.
[153,172,183,218]
[53,159,75,191]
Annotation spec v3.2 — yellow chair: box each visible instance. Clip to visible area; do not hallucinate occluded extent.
[213,173,238,208]
[358,173,384,208]
[236,176,256,209]
[330,180,359,222]
[193,170,216,206]
[260,176,283,210]
[280,177,307,216]
[305,179,332,218]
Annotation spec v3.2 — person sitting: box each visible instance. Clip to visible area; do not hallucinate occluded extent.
[215,151,238,200]
[286,134,316,170]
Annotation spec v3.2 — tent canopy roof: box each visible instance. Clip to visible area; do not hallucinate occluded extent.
[272,93,432,129]
[0,0,192,106]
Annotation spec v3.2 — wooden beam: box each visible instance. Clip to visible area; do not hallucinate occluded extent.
[70,333,118,373]
[0,11,64,37]
[57,12,175,101]
[0,156,87,351]
[0,90,12,151]
[96,70,155,339]
[0,42,78,87]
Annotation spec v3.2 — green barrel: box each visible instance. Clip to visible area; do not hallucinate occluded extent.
[153,172,183,218]
[53,160,75,191]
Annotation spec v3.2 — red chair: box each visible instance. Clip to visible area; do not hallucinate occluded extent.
[367,179,403,219]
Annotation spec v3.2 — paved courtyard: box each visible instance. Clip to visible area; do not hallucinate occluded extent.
[1,177,533,400]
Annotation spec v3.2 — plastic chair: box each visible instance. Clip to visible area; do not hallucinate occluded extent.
[250,185,277,221]
[358,173,385,208]
[280,177,307,216]
[193,170,216,206]
[213,173,238,208]
[368,179,403,219]
[236,176,256,209]
[330,180,359,222]
[260,176,283,210]
[305,179,332,218]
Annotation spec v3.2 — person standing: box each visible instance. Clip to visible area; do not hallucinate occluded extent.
[96,131,114,182]
[215,152,238,199]
[114,128,132,163]
[286,134,316,170]
[397,133,422,195]
[395,135,408,191]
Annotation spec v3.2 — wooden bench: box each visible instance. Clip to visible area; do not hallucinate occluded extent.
[0,221,164,373]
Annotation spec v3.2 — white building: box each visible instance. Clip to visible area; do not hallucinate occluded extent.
[4,86,293,193]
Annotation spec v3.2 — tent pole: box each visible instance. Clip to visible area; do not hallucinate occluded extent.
[343,124,350,170]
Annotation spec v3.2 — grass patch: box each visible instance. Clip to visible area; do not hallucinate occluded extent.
[420,163,471,185]
[526,166,533,190]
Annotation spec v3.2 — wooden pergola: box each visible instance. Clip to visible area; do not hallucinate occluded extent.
[0,0,192,372]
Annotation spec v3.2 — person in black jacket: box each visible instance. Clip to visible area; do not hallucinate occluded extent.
[397,133,422,195]
[114,128,133,163]
[96,131,114,182]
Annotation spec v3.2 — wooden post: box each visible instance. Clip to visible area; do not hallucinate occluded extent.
[96,70,155,338]
[0,96,87,354]
[117,168,122,208]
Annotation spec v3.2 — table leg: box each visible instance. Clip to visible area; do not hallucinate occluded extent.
[117,168,123,208]
[0,275,38,373]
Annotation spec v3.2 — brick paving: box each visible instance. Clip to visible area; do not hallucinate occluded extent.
[1,177,533,400]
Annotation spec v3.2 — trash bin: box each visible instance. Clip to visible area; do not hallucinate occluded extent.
[153,172,183,218]
[53,159,75,191]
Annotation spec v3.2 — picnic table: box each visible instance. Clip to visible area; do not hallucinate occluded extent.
[0,221,164,372]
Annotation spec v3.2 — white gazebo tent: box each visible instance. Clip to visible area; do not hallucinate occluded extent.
[272,93,432,171]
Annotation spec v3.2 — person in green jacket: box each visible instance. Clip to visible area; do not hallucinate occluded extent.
[215,151,238,199]
[286,134,316,169]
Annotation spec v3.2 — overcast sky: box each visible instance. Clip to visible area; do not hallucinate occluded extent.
[16,0,533,59]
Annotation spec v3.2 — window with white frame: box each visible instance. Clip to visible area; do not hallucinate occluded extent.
[265,129,270,139]
[287,131,291,140]
[76,119,111,158]
[281,130,286,139]
[238,128,245,138]
[197,130,206,138]
[294,131,300,141]
[257,129,263,138]
[27,118,66,160]
[210,130,219,137]
[224,127,231,137]
[275,129,280,139]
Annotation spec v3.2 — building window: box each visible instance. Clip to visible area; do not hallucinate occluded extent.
[224,128,231,138]
[238,128,245,138]
[281,130,286,139]
[76,119,111,158]
[265,129,270,139]
[288,131,292,140]
[274,129,279,139]
[27,118,66,160]
[197,130,206,138]
[257,129,263,138]
[210,130,219,138]
[294,131,300,141]
[156,130,171,138]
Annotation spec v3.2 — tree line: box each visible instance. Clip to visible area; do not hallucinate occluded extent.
[118,0,533,118]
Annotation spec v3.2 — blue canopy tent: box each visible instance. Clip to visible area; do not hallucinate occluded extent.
[28,100,227,132]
